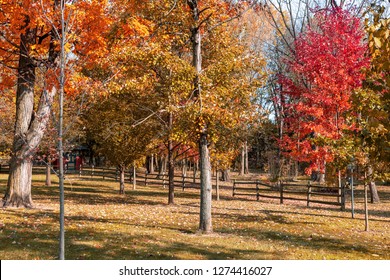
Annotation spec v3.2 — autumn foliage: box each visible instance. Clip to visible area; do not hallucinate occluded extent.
[279,7,370,175]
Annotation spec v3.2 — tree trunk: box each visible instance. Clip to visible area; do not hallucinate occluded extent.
[168,153,174,204]
[2,29,55,208]
[188,1,212,233]
[311,170,325,184]
[163,156,167,175]
[367,166,380,203]
[240,144,245,176]
[199,133,212,233]
[221,169,231,182]
[294,160,299,180]
[215,168,220,201]
[145,156,150,174]
[364,182,369,231]
[168,112,175,205]
[244,141,249,174]
[182,159,187,177]
[150,154,154,173]
[193,161,197,183]
[119,165,125,194]
[3,158,33,208]
[132,165,136,190]
[193,160,198,180]
[157,155,163,178]
[46,161,51,186]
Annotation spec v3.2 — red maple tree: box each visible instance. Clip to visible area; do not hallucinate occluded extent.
[279,7,370,176]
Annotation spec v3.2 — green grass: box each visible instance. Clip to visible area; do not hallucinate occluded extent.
[0,173,389,260]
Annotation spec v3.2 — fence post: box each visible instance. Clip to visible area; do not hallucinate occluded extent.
[256,180,259,201]
[307,181,311,207]
[79,165,82,177]
[280,182,284,204]
[162,174,166,189]
[91,165,94,178]
[182,174,185,191]
[145,172,148,186]
[232,179,236,197]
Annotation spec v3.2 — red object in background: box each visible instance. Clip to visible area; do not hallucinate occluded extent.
[53,157,67,170]
[76,156,83,170]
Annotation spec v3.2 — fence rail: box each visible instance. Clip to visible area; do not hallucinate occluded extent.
[233,180,344,209]
[1,164,346,210]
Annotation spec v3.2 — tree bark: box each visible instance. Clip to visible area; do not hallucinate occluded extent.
[199,133,212,233]
[150,154,154,173]
[364,182,369,231]
[182,158,187,177]
[168,112,175,204]
[311,170,325,184]
[2,29,56,208]
[132,165,136,190]
[215,168,220,201]
[157,155,163,178]
[240,144,245,176]
[244,141,249,174]
[119,165,125,194]
[46,161,51,186]
[221,169,231,182]
[367,166,380,203]
[188,0,212,233]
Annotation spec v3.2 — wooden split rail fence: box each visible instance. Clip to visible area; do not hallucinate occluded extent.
[233,180,345,210]
[79,166,202,190]
[1,164,346,210]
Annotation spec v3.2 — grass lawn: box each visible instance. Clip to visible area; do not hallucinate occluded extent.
[0,173,389,260]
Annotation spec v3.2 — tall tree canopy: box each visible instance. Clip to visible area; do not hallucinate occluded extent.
[0,0,110,207]
[279,6,370,178]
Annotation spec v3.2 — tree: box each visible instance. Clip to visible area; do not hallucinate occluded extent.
[279,6,370,182]
[0,0,110,208]
[84,94,160,194]
[352,0,390,203]
[185,0,266,233]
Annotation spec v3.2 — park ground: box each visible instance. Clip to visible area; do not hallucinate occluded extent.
[0,173,389,260]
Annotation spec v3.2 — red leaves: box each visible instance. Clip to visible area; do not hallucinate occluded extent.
[279,7,370,173]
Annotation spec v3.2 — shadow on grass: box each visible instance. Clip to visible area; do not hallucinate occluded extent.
[217,227,372,257]
[0,212,277,260]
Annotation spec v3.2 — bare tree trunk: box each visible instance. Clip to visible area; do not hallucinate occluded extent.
[119,165,125,194]
[150,154,154,173]
[294,160,299,180]
[157,155,163,178]
[240,144,245,176]
[182,158,187,177]
[193,160,198,180]
[46,161,51,186]
[244,141,249,174]
[132,165,136,190]
[364,182,369,231]
[163,156,167,175]
[367,166,380,203]
[215,168,220,201]
[199,133,212,233]
[221,169,231,182]
[168,113,175,204]
[57,1,67,259]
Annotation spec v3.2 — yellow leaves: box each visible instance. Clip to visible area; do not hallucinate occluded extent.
[373,37,382,48]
